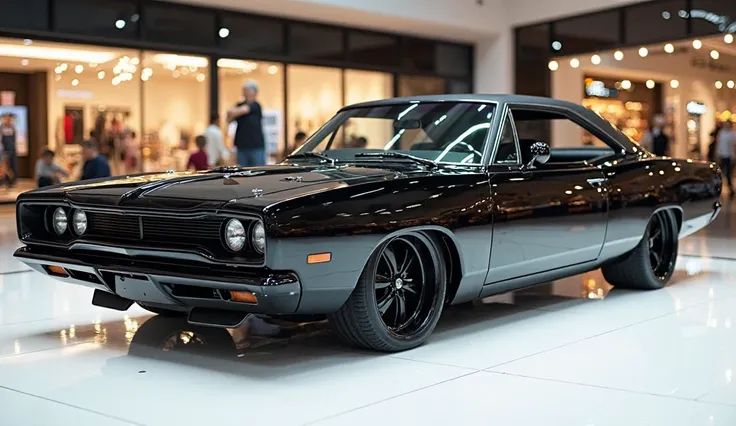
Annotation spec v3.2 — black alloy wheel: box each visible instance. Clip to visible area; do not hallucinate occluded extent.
[648,210,677,281]
[329,232,447,352]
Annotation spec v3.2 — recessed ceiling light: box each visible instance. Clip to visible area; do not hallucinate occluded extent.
[728,80,735,89]
[218,27,230,38]
[711,50,720,59]
[551,41,562,51]
[71,78,79,87]
[646,80,655,89]
[664,43,674,53]
[75,64,84,73]
[621,80,632,90]
[115,19,126,29]
[569,58,580,68]
[670,79,679,88]
[726,34,734,44]
[716,81,723,89]
[693,39,702,49]
[97,71,105,79]
[639,47,648,57]
[548,60,559,71]
[196,73,205,82]
[591,54,601,65]
[614,50,624,60]
[20,59,28,66]
[23,39,32,45]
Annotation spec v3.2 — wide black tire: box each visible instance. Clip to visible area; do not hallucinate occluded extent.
[602,209,679,290]
[137,302,188,317]
[328,232,447,352]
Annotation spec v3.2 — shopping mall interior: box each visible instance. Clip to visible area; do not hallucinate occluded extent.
[1,0,736,425]
[549,32,736,159]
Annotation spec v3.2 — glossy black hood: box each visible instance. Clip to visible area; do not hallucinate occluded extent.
[27,164,399,210]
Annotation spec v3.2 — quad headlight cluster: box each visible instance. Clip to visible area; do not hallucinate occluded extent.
[51,207,87,236]
[224,219,266,254]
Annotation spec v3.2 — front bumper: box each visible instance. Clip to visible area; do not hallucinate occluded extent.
[14,246,301,315]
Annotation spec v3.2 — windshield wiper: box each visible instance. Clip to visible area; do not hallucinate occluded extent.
[286,151,338,166]
[354,152,439,170]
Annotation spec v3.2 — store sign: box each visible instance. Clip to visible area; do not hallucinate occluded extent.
[686,101,707,115]
[585,80,618,98]
[56,89,93,100]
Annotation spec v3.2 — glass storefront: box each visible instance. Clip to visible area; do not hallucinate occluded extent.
[0,0,473,178]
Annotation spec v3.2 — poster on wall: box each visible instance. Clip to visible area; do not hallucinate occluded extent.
[262,109,283,163]
[0,105,28,157]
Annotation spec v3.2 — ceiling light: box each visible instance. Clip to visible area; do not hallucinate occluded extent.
[646,79,655,89]
[716,81,723,89]
[670,79,679,88]
[548,60,558,71]
[614,50,624,61]
[621,80,632,90]
[60,63,68,71]
[112,76,121,86]
[268,65,278,75]
[54,74,61,82]
[711,50,720,59]
[131,57,139,65]
[638,47,648,57]
[75,64,84,73]
[20,59,28,66]
[115,19,126,29]
[591,54,601,65]
[71,79,79,87]
[726,34,734,44]
[0,45,115,64]
[172,70,181,78]
[664,43,674,53]
[97,71,105,79]
[23,39,32,45]
[551,41,562,51]
[196,73,205,82]
[216,58,258,71]
[729,80,735,89]
[662,11,671,19]
[569,58,579,68]
[154,54,208,69]
[219,27,230,38]
[693,39,702,49]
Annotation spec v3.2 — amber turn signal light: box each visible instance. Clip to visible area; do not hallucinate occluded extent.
[307,252,332,264]
[229,291,258,304]
[45,265,69,277]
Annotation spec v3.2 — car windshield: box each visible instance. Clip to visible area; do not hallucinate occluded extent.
[290,101,496,166]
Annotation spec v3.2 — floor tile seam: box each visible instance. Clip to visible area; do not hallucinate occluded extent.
[0,384,148,426]
[483,371,717,404]
[0,269,31,276]
[387,354,480,371]
[299,370,482,426]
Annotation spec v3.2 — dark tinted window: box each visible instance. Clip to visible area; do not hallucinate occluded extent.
[553,10,621,54]
[55,0,138,38]
[289,24,344,61]
[624,0,687,44]
[143,2,216,47]
[220,14,284,55]
[403,38,436,72]
[436,43,472,78]
[0,0,48,31]
[348,31,399,67]
[690,0,736,36]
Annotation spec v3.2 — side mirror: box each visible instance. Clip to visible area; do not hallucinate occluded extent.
[525,141,550,169]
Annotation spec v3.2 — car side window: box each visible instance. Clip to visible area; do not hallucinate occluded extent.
[493,112,520,164]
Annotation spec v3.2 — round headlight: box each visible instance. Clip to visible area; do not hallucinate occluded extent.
[73,210,87,235]
[252,221,266,254]
[52,207,68,235]
[224,219,246,251]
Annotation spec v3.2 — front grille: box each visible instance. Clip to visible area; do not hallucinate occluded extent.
[87,213,140,241]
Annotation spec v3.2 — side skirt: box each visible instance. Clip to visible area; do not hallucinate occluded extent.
[478,260,600,299]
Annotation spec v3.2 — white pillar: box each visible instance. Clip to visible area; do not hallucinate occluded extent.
[474,29,514,94]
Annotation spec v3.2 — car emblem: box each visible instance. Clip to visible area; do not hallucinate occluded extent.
[252,188,263,197]
[284,176,303,183]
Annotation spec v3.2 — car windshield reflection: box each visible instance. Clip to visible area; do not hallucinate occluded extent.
[289,101,496,166]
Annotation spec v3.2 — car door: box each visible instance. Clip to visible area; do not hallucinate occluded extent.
[484,110,608,285]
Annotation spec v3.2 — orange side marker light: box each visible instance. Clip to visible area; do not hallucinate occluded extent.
[46,265,69,277]
[307,253,332,264]
[230,291,258,304]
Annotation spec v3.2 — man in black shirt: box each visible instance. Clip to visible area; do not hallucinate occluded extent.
[227,81,266,166]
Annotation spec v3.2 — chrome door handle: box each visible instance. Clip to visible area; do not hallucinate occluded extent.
[587,178,606,186]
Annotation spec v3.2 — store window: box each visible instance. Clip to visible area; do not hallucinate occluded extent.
[219,14,284,56]
[287,65,342,152]
[403,38,436,73]
[436,44,472,78]
[141,51,209,172]
[690,0,736,36]
[289,24,344,61]
[142,2,216,47]
[219,60,284,163]
[624,0,688,45]
[0,0,48,31]
[515,24,551,98]
[553,10,621,55]
[55,0,139,39]
[448,80,471,94]
[347,31,399,67]
[398,75,446,97]
[344,70,393,149]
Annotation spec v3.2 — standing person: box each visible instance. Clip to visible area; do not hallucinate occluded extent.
[1,113,17,187]
[80,141,111,180]
[717,120,736,197]
[227,80,265,167]
[35,149,69,187]
[650,115,670,157]
[187,135,209,171]
[122,131,140,173]
[294,131,307,147]
[204,113,230,168]
[708,122,722,163]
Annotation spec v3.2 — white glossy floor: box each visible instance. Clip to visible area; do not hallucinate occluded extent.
[1,204,736,425]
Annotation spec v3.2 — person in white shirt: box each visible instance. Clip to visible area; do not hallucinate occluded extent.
[716,120,736,196]
[204,113,230,168]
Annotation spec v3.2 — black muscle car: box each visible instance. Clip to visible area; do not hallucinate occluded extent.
[14,95,722,352]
